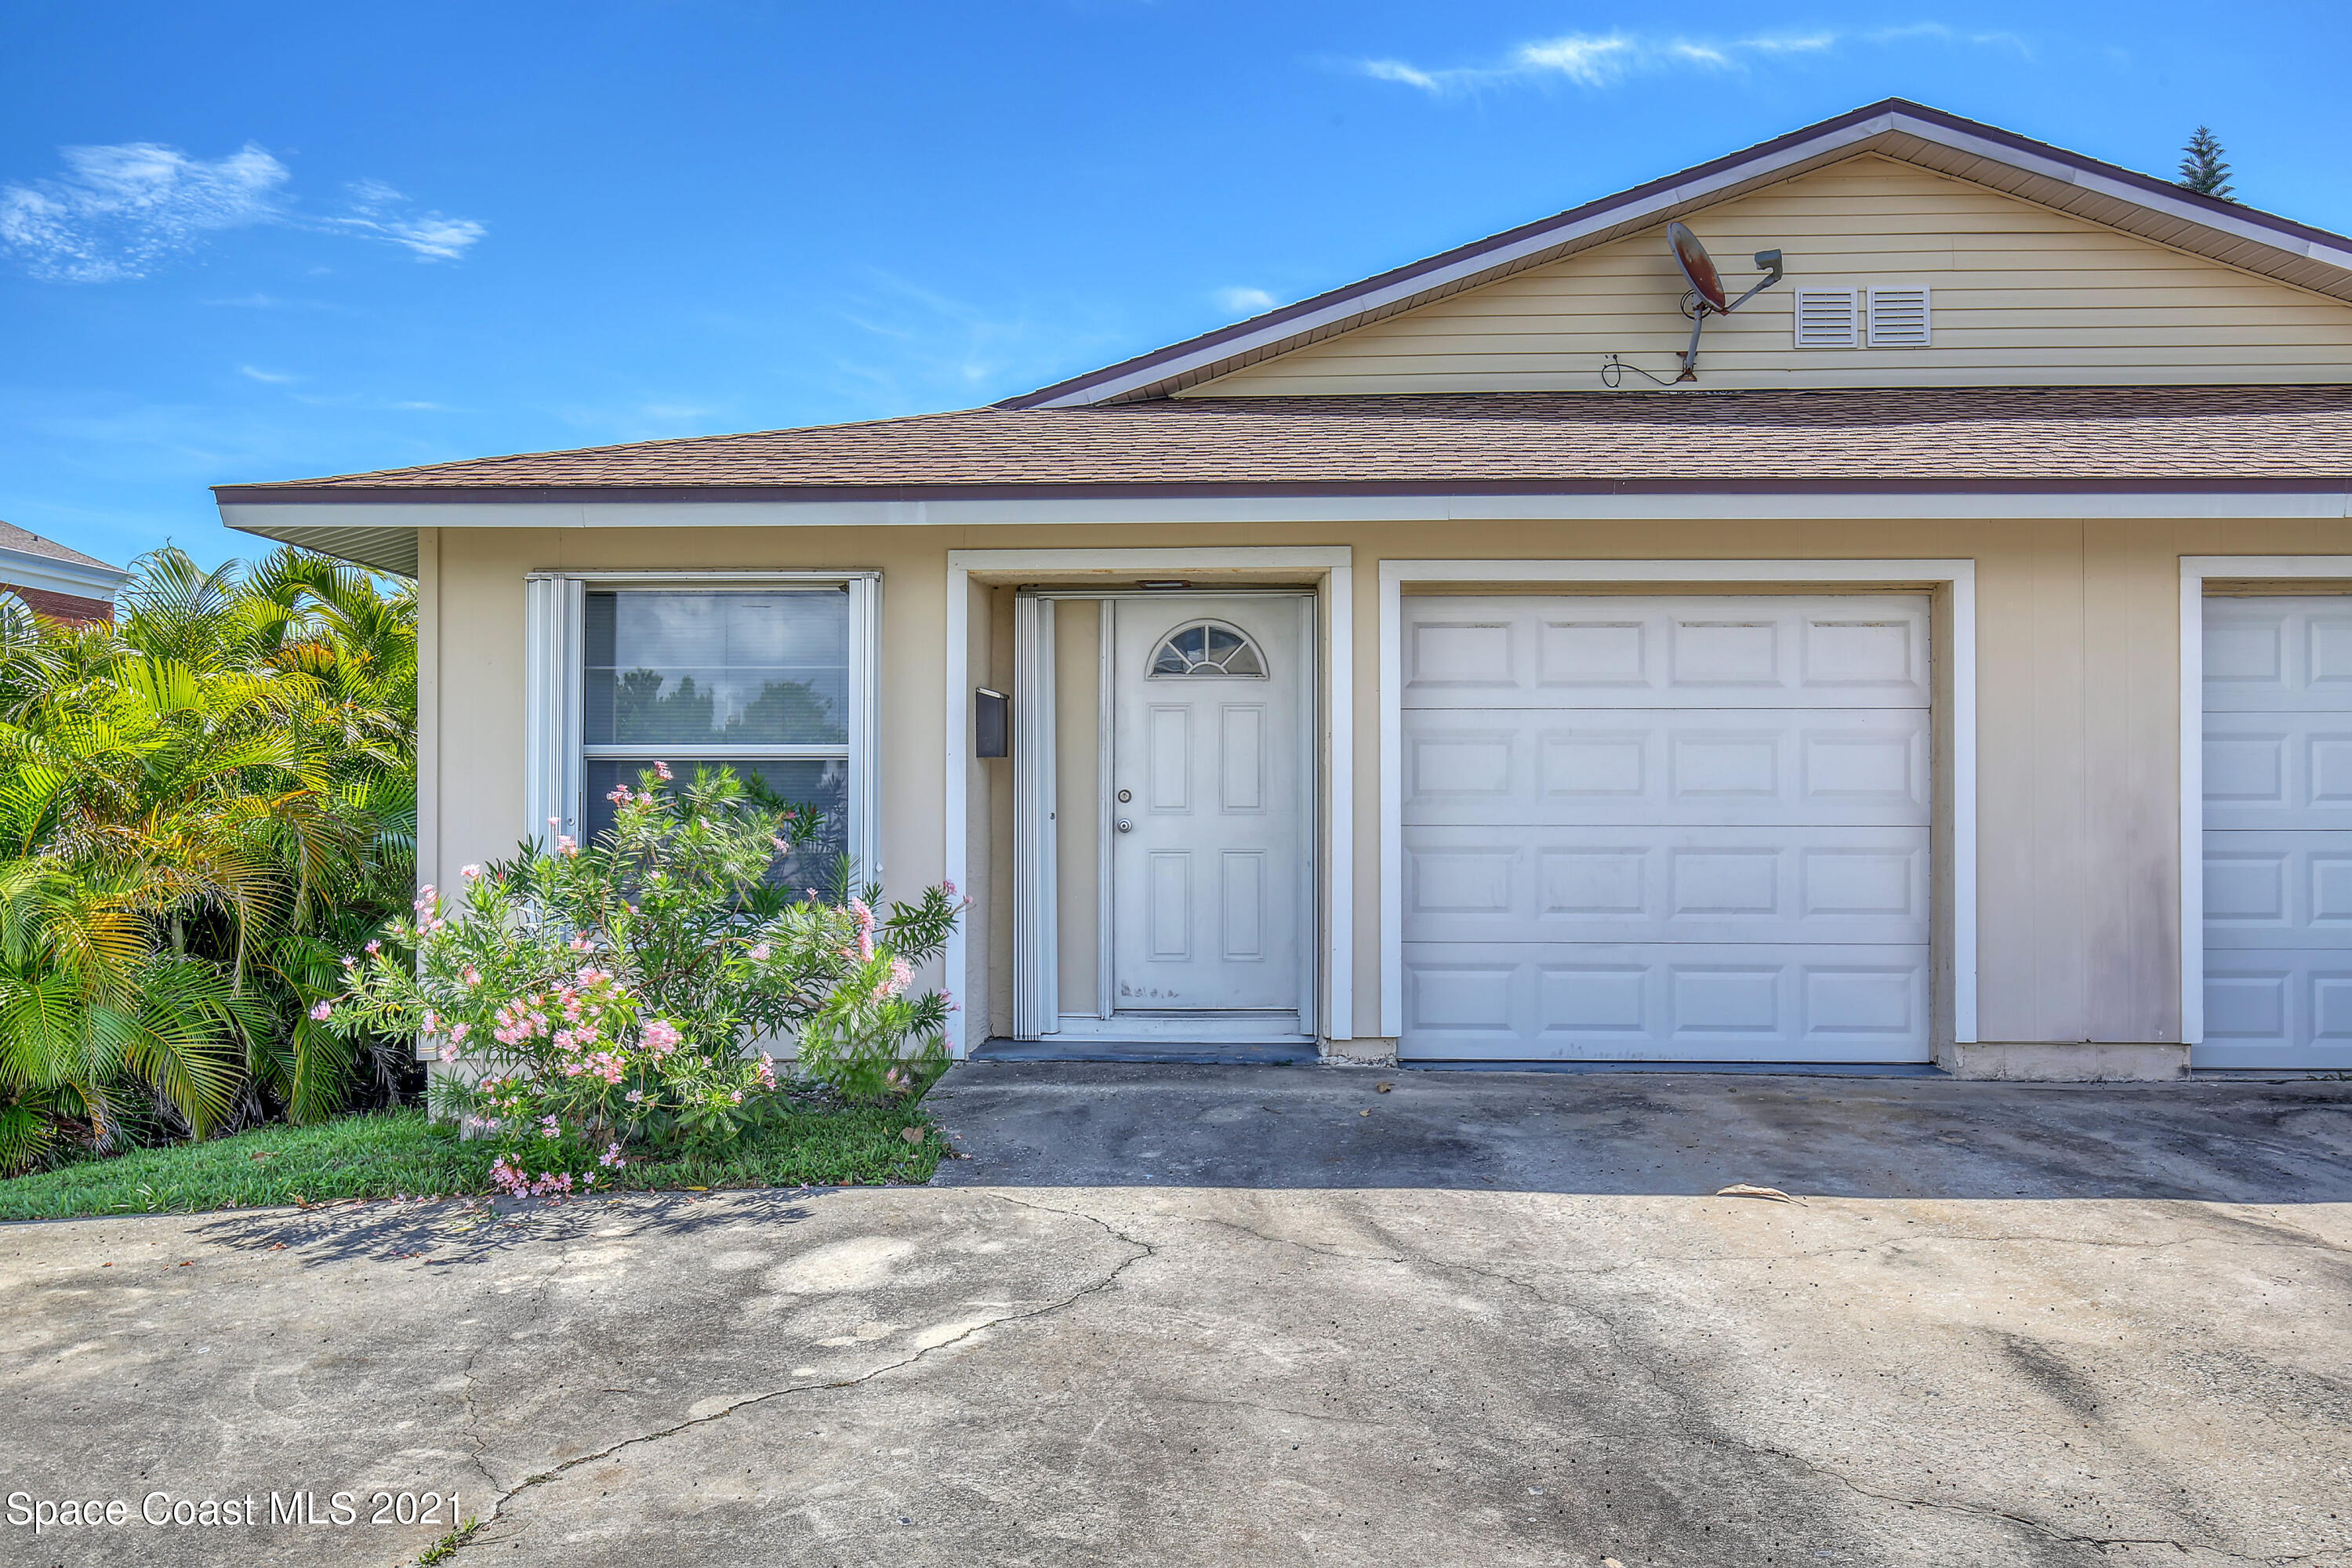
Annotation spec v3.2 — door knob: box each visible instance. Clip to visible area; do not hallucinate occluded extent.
[1116,818,1134,833]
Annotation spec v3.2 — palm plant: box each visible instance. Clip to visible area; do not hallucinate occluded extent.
[0,546,416,1172]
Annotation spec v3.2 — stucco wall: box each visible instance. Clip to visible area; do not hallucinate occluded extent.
[418,514,2352,1055]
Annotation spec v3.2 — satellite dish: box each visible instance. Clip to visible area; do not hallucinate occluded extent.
[1668,221,1729,314]
[1601,228,1788,387]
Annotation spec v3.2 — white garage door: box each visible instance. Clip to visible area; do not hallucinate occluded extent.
[2201,596,2352,1069]
[1399,593,1933,1062]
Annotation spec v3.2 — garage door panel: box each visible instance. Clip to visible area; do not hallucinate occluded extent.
[2199,951,2352,1068]
[1403,708,1930,827]
[1403,594,1930,709]
[2201,596,2352,1068]
[2204,599,2352,713]
[1403,826,1929,945]
[2202,711,2352,829]
[2202,829,2352,946]
[1401,944,1932,1062]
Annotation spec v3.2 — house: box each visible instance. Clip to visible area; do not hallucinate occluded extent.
[0,521,129,623]
[215,100,2352,1080]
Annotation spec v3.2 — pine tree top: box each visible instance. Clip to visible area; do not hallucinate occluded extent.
[2177,125,2237,202]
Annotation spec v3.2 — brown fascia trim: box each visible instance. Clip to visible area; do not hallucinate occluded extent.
[996,98,2352,412]
[213,475,2352,507]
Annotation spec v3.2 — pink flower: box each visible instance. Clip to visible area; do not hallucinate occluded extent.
[652,760,673,781]
[365,939,381,955]
[746,942,770,962]
[308,1001,332,1022]
[548,816,561,828]
[771,837,792,853]
[437,1041,459,1065]
[341,954,357,969]
[626,1088,644,1104]
[462,965,481,986]
[641,1018,683,1055]
[941,880,956,897]
[423,1011,440,1033]
[556,835,578,855]
[450,1022,468,1043]
[461,864,481,880]
[606,784,631,805]
[600,1142,626,1169]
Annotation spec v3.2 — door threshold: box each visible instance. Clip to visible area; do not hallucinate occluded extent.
[1055,1014,1309,1044]
[971,1037,1320,1066]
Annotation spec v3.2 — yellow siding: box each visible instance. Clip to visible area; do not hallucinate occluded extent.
[1188,154,2352,395]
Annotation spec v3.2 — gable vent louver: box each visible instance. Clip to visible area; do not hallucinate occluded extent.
[1792,289,1859,349]
[1867,288,1933,347]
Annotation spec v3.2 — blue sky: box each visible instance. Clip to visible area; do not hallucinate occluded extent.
[4,0,2348,570]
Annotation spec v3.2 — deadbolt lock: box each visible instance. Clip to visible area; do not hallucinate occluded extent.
[1116,789,1132,803]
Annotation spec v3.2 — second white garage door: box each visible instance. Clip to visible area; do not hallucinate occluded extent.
[1399,593,1933,1062]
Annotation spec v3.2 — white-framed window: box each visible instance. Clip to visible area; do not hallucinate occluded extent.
[524,572,880,884]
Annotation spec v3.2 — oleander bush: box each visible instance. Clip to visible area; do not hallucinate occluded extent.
[322,763,957,1196]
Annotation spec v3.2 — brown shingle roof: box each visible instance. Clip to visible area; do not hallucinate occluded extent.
[216,387,2352,503]
[0,519,122,572]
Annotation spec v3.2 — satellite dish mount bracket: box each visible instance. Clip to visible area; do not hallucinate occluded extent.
[1602,233,1785,387]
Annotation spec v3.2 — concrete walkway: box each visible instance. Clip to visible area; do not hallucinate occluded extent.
[5,1065,2350,1566]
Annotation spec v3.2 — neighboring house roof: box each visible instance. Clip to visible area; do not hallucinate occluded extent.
[0,519,131,607]
[1000,99,2352,408]
[214,387,2352,505]
[0,519,122,575]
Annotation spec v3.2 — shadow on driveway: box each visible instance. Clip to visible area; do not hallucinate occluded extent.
[927,1061,2352,1203]
[180,1186,823,1268]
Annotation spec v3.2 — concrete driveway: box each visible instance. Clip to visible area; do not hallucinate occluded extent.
[5,1064,2350,1567]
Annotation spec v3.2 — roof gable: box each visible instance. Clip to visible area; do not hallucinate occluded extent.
[1186,154,2352,396]
[1004,99,2352,408]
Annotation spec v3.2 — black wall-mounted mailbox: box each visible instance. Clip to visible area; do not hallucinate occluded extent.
[975,688,1011,758]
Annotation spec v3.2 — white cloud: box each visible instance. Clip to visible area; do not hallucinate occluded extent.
[0,143,287,281]
[238,365,301,383]
[1213,285,1278,316]
[0,142,487,281]
[325,179,487,262]
[1515,34,1636,86]
[1355,23,2026,96]
[1360,59,1441,91]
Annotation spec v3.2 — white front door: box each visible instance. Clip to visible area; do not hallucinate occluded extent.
[1110,595,1309,1022]
[2201,595,2352,1068]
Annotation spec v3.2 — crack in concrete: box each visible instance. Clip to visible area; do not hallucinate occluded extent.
[452,1261,557,1496]
[442,1192,1153,1560]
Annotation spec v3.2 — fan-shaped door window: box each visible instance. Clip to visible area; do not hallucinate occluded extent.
[1149,619,1266,678]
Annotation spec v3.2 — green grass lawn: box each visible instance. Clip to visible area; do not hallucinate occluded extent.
[0,1102,943,1222]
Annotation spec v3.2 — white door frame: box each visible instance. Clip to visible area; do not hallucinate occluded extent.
[1377,558,1979,1047]
[1020,590,1318,1041]
[945,546,1354,1057]
[2176,556,2352,1048]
